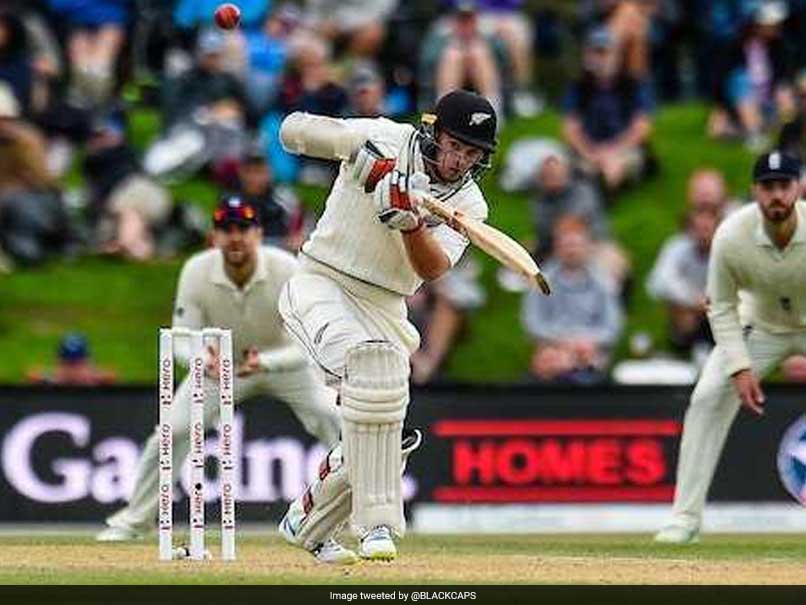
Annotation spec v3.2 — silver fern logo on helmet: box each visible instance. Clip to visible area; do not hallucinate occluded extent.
[469,112,492,126]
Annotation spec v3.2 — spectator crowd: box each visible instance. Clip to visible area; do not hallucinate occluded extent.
[2,0,806,385]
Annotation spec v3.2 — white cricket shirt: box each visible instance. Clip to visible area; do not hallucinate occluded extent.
[707,200,806,375]
[300,117,489,296]
[172,246,306,371]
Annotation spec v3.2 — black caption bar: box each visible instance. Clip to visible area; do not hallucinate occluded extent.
[1,586,804,605]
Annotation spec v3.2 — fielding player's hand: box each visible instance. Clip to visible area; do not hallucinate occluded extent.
[731,368,765,416]
[352,140,395,193]
[237,346,261,377]
[374,169,429,232]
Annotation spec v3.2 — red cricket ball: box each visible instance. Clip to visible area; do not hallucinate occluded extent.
[214,3,241,30]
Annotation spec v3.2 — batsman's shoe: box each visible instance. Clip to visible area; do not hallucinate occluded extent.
[279,512,358,565]
[359,525,397,561]
[654,525,700,545]
[95,525,144,542]
[313,539,360,565]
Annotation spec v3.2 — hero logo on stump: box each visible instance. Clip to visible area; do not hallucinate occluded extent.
[214,3,241,30]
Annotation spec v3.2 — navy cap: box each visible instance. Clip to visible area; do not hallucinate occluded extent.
[752,151,801,182]
[213,195,260,228]
[59,333,89,362]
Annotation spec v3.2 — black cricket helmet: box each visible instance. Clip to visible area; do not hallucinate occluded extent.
[418,89,497,185]
[434,89,497,152]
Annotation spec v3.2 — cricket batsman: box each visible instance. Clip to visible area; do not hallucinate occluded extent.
[275,90,497,562]
[656,151,806,544]
[96,196,342,558]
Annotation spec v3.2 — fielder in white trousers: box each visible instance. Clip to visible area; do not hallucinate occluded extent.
[668,328,806,535]
[658,151,806,543]
[105,367,339,533]
[99,197,342,541]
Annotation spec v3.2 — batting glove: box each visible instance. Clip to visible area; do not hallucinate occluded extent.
[352,140,395,193]
[374,170,429,233]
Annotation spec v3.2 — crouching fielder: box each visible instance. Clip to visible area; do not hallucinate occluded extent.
[656,151,806,544]
[96,196,340,545]
[276,90,497,562]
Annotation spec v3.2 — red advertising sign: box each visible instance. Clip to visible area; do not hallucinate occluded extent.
[432,419,682,503]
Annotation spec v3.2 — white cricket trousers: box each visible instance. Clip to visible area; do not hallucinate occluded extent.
[669,326,806,530]
[278,257,421,536]
[279,256,420,384]
[106,367,339,531]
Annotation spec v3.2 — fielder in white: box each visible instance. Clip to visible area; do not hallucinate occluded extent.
[96,196,341,554]
[656,151,806,544]
[275,90,498,562]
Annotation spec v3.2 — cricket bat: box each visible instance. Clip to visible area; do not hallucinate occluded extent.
[420,195,551,295]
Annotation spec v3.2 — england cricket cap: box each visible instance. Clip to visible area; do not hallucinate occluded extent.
[213,195,260,228]
[753,151,801,182]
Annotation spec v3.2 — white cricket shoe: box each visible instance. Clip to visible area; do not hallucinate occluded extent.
[359,526,396,561]
[95,525,143,542]
[313,538,360,565]
[279,512,358,565]
[654,525,700,545]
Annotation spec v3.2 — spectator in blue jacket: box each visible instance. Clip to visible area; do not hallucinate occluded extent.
[689,0,758,99]
[709,1,796,151]
[242,3,301,114]
[47,0,132,107]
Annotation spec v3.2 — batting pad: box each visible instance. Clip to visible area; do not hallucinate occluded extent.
[341,340,410,536]
[284,429,422,551]
[285,445,351,552]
